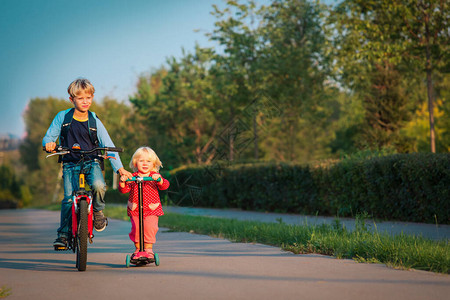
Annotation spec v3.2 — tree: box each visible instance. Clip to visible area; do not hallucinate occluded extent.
[333,0,449,152]
[401,0,449,152]
[333,0,416,151]
[130,46,220,166]
[208,0,264,161]
[206,0,338,163]
[20,97,69,204]
[258,0,337,162]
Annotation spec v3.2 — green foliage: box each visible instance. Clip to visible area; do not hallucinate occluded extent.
[20,97,69,206]
[104,189,128,204]
[0,164,30,208]
[0,285,11,298]
[402,74,450,152]
[20,97,68,171]
[130,46,221,167]
[257,0,339,162]
[332,1,417,150]
[332,0,449,152]
[169,153,449,224]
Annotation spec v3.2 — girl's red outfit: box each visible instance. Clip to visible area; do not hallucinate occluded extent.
[118,171,170,244]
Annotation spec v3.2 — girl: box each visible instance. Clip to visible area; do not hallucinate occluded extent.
[118,146,170,258]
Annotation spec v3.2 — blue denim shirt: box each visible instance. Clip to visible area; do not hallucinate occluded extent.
[42,108,124,173]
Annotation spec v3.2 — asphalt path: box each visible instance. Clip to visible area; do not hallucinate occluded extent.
[0,209,449,300]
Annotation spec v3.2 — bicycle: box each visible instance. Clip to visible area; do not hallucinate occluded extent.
[45,145,123,271]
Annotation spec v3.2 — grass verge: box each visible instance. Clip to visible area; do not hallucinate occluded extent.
[0,285,11,298]
[103,206,449,274]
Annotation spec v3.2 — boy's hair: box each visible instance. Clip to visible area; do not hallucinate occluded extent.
[130,146,163,172]
[67,78,95,98]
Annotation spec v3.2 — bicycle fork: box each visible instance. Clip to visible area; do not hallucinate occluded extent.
[71,173,94,243]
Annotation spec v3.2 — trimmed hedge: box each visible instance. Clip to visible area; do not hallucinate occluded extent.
[166,154,450,224]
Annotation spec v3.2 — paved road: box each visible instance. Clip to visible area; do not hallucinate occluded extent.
[0,209,448,300]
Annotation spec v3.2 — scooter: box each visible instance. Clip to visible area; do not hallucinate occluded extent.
[125,176,160,267]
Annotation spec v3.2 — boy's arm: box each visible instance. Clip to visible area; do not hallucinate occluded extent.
[95,117,123,172]
[95,116,132,178]
[42,110,66,147]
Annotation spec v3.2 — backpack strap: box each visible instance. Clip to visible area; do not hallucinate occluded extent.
[87,111,99,147]
[87,111,104,170]
[59,108,75,147]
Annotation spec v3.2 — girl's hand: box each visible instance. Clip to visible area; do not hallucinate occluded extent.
[152,173,162,184]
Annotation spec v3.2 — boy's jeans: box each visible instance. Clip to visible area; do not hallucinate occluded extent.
[57,160,106,238]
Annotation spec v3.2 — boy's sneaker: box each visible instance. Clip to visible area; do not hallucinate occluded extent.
[93,210,108,232]
[53,236,68,250]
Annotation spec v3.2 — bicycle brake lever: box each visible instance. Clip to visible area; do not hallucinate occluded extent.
[46,151,69,158]
[103,155,117,160]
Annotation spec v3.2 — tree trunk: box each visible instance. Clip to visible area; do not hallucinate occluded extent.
[229,106,235,161]
[425,18,435,153]
[253,108,259,159]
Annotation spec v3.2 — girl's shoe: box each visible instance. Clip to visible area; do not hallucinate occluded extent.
[131,249,140,260]
[145,248,154,259]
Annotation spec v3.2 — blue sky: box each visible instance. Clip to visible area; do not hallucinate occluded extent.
[1,0,335,138]
[0,0,223,137]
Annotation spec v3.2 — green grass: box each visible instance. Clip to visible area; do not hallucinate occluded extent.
[0,285,11,298]
[102,207,449,274]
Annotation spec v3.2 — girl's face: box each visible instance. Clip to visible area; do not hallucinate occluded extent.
[135,155,154,175]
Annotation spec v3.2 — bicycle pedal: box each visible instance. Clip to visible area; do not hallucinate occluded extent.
[54,246,68,251]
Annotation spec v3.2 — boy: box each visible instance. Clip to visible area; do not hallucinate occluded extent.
[43,78,132,249]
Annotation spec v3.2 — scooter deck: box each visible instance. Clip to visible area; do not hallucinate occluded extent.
[126,252,159,267]
[130,257,156,265]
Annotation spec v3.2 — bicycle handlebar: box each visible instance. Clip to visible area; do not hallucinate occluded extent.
[43,145,123,158]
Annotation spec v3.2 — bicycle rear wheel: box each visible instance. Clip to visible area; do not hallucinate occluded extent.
[76,199,88,271]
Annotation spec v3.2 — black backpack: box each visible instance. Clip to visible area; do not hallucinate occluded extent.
[58,108,104,169]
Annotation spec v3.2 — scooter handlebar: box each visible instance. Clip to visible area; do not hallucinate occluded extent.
[126,176,162,182]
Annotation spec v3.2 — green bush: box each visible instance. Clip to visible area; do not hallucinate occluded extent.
[168,154,450,224]
[0,164,28,208]
[105,189,128,203]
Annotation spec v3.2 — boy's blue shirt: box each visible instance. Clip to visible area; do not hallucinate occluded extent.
[42,108,124,173]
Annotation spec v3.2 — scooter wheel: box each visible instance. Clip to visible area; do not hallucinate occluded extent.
[126,254,130,268]
[154,253,160,266]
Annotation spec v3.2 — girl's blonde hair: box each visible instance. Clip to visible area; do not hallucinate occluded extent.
[67,78,95,98]
[129,146,163,172]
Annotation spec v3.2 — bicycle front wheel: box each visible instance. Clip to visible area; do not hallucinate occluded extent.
[76,200,88,271]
